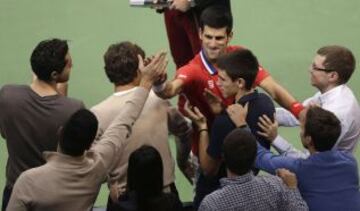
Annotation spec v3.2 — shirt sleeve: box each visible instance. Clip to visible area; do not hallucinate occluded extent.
[276,107,300,126]
[254,66,270,87]
[271,136,310,159]
[175,64,196,86]
[92,88,149,172]
[279,181,309,211]
[7,173,32,211]
[255,143,300,175]
[208,114,235,159]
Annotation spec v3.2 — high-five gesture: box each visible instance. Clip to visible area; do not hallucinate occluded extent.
[138,51,167,89]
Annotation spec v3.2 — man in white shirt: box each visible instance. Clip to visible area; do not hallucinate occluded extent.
[271,45,360,158]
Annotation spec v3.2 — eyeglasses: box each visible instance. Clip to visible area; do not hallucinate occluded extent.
[310,64,333,72]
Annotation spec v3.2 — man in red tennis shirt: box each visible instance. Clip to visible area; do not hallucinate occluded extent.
[155,5,302,151]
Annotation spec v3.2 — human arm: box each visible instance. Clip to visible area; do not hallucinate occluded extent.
[276,107,300,126]
[7,173,32,211]
[255,143,299,175]
[184,101,221,177]
[276,169,309,211]
[226,103,248,128]
[167,107,194,184]
[259,76,304,118]
[272,136,310,159]
[153,78,184,99]
[257,114,309,159]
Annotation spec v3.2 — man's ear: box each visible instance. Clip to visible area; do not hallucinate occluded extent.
[237,78,245,89]
[228,31,233,42]
[304,135,314,148]
[328,71,339,84]
[50,71,59,81]
[198,28,203,41]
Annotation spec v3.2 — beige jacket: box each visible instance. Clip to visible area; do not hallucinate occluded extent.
[91,89,186,188]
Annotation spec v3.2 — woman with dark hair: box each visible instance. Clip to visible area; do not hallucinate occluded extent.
[108,145,183,211]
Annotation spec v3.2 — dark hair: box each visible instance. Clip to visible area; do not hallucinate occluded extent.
[223,128,257,175]
[104,42,145,86]
[127,145,164,210]
[217,49,259,90]
[317,45,356,84]
[30,38,69,82]
[304,107,341,152]
[59,109,98,156]
[200,6,233,34]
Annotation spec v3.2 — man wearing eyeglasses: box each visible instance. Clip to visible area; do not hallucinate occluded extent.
[269,45,360,158]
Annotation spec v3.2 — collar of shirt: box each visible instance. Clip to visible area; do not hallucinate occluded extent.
[220,172,255,188]
[43,151,89,167]
[113,87,139,97]
[200,49,218,75]
[236,90,259,105]
[314,85,346,106]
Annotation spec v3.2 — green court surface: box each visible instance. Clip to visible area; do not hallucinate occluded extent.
[1,0,360,206]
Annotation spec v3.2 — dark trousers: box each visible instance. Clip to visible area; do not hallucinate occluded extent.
[2,185,12,211]
[193,173,219,209]
[163,9,201,69]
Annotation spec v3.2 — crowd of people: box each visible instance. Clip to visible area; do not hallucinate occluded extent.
[1,1,360,210]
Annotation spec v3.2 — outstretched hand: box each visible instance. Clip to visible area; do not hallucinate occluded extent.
[138,51,167,88]
[226,103,248,127]
[184,100,207,130]
[257,114,278,142]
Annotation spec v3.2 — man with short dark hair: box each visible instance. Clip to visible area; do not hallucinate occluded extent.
[184,48,275,207]
[6,50,167,211]
[273,45,360,158]
[160,0,231,69]
[198,128,308,211]
[0,38,84,211]
[250,107,360,211]
[90,42,191,209]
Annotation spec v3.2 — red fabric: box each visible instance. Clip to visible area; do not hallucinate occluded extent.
[164,10,201,69]
[254,66,270,86]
